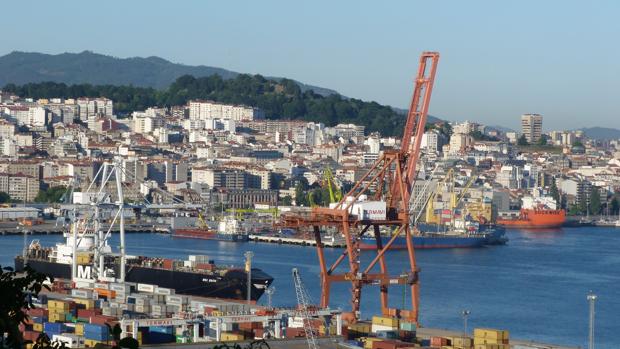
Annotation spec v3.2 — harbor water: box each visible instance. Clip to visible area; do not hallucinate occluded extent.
[1,227,618,348]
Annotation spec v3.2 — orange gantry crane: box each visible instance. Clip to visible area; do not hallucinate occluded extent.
[283,52,440,324]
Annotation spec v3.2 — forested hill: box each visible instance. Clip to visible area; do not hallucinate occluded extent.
[3,74,413,136]
[0,51,337,96]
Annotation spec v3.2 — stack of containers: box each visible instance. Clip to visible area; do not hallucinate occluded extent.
[134,295,151,314]
[398,321,416,343]
[47,300,75,323]
[473,328,509,349]
[347,322,371,340]
[83,323,110,347]
[94,282,116,300]
[110,283,132,301]
[450,336,474,349]
[371,316,399,334]
[28,308,48,333]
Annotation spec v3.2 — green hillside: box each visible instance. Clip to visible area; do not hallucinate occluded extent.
[3,74,410,136]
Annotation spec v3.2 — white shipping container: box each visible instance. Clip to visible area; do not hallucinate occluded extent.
[71,289,93,299]
[137,283,156,293]
[155,287,175,295]
[74,281,94,289]
[165,295,188,305]
[94,282,109,290]
[110,283,131,292]
[52,334,84,348]
[135,305,151,313]
[371,324,397,333]
[351,201,387,220]
[135,298,150,306]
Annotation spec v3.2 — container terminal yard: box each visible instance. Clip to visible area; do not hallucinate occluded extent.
[8,52,584,349]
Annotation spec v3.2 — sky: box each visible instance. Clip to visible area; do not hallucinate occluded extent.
[1,0,619,130]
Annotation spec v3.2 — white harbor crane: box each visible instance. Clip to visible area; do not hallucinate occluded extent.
[292,268,318,349]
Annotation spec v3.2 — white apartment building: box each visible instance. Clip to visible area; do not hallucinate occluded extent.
[188,100,263,121]
[28,107,47,127]
[421,131,440,152]
[77,98,113,120]
[521,113,543,143]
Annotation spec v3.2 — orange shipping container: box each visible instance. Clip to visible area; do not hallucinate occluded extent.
[95,288,117,299]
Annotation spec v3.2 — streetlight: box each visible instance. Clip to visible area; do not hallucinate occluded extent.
[461,310,471,335]
[244,251,254,303]
[587,291,597,349]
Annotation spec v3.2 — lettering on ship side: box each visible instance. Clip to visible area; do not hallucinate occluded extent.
[76,265,93,281]
[202,278,218,283]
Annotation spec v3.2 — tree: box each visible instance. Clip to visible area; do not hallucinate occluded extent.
[537,136,547,146]
[0,265,52,349]
[549,178,560,205]
[34,186,67,203]
[589,186,601,215]
[611,196,620,215]
[517,135,529,146]
[0,192,10,203]
[294,183,308,207]
[280,195,292,206]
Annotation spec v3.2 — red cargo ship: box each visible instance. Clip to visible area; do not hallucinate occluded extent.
[497,208,566,229]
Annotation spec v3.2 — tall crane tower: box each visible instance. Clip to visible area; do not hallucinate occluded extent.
[283,52,439,324]
[292,268,318,349]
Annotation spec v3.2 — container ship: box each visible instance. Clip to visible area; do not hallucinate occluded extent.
[497,208,566,229]
[14,233,273,301]
[496,196,566,229]
[173,215,249,242]
[359,224,506,250]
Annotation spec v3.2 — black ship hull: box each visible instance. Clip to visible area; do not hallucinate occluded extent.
[14,257,272,301]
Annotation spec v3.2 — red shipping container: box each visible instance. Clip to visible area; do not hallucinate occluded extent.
[163,259,173,270]
[78,309,102,318]
[430,336,448,347]
[195,263,214,271]
[372,340,412,349]
[90,315,118,325]
[28,308,48,317]
[285,327,305,339]
[23,331,40,341]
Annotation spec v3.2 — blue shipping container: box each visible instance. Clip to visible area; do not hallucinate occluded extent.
[144,332,175,344]
[148,326,173,334]
[32,316,47,324]
[84,323,109,335]
[43,322,65,334]
[85,331,110,341]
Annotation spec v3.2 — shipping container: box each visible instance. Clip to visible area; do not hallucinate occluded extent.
[473,328,508,341]
[137,283,156,293]
[44,322,66,334]
[52,334,85,348]
[431,337,449,347]
[371,316,399,327]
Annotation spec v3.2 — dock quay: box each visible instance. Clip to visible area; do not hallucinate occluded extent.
[249,234,347,248]
[0,221,170,235]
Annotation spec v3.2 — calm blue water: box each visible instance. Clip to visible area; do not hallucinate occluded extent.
[1,227,618,348]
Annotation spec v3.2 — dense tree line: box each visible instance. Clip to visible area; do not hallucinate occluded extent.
[3,74,408,136]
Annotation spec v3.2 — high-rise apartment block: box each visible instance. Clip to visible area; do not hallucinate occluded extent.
[521,114,543,143]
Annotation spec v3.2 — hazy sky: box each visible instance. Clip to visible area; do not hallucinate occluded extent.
[2,1,619,130]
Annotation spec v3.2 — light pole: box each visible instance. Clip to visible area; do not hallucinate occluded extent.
[244,251,254,303]
[461,310,471,336]
[587,291,597,349]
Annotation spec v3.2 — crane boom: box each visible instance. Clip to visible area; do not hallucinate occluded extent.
[400,52,440,203]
